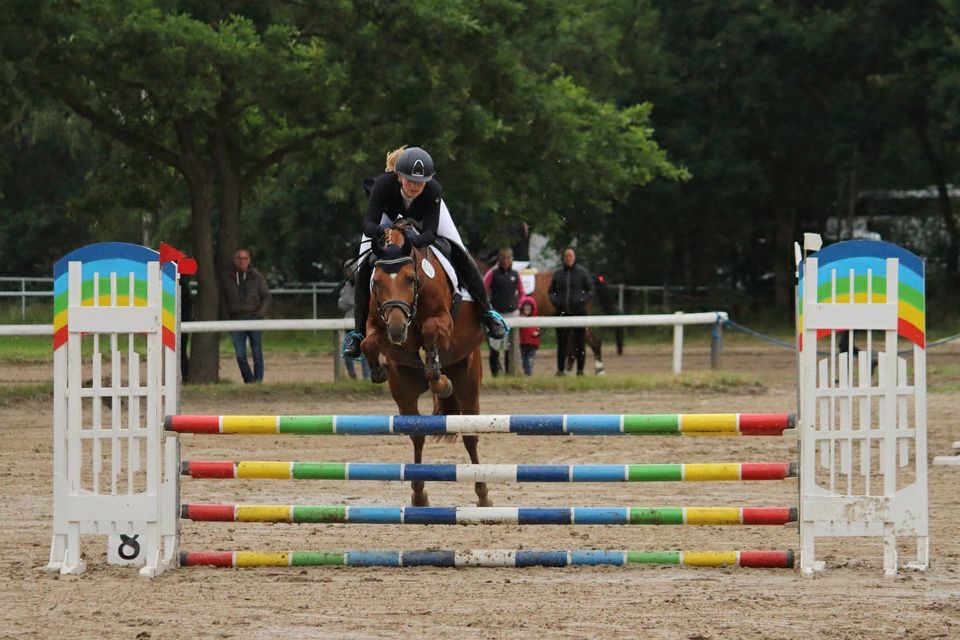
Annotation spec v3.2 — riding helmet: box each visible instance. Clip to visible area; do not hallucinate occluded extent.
[395,147,435,183]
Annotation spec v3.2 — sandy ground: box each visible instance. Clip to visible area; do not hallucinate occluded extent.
[2,343,959,639]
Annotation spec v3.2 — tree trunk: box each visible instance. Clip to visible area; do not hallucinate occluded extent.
[176,118,221,384]
[213,115,242,276]
[186,173,221,383]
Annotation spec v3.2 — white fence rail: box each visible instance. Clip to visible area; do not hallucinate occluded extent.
[0,311,728,376]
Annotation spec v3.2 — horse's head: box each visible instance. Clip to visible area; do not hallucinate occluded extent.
[370,224,420,345]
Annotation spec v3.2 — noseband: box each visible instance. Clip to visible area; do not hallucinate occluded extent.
[373,255,420,328]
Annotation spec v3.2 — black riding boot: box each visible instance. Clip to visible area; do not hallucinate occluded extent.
[342,260,372,359]
[449,245,507,339]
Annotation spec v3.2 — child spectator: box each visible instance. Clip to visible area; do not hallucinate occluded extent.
[518,295,540,376]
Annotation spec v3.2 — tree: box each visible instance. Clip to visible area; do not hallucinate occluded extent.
[4,1,682,381]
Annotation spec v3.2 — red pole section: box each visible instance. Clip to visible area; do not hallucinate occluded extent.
[181,551,234,568]
[740,550,795,568]
[182,461,236,479]
[181,504,235,521]
[738,413,794,435]
[742,507,797,525]
[165,415,221,433]
[740,462,796,481]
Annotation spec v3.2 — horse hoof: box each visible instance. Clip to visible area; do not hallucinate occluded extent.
[370,366,388,384]
[411,493,429,507]
[595,363,606,375]
[477,497,493,507]
[438,378,454,399]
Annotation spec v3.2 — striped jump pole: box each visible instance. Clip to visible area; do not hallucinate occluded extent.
[165,412,794,436]
[181,504,798,526]
[181,461,797,482]
[181,549,796,569]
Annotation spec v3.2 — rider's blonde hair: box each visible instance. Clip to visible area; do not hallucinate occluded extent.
[384,146,408,172]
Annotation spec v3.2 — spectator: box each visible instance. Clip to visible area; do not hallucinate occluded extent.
[220,248,271,383]
[518,295,540,376]
[483,248,525,376]
[548,247,594,376]
[338,269,370,380]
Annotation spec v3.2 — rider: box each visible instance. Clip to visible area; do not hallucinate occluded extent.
[341,146,508,359]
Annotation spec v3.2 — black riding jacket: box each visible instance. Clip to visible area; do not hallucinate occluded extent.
[363,172,442,248]
[548,263,594,315]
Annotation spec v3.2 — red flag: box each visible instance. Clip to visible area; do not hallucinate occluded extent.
[159,242,198,275]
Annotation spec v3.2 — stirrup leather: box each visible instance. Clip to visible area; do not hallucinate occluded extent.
[340,330,365,361]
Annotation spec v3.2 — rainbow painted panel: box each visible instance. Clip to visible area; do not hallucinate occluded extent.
[52,242,178,351]
[797,240,925,347]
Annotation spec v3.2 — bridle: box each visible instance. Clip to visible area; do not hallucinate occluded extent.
[372,254,421,330]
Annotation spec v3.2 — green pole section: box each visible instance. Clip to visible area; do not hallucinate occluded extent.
[292,462,346,480]
[293,506,346,523]
[627,464,683,482]
[291,552,345,566]
[627,550,681,564]
[279,416,334,434]
[629,507,685,524]
[623,414,681,435]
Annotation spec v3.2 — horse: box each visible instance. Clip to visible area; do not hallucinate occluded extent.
[528,270,623,374]
[359,222,491,507]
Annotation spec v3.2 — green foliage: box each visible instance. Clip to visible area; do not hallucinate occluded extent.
[3,0,960,321]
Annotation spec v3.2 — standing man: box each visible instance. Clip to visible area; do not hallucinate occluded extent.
[483,248,525,376]
[221,248,271,383]
[548,247,594,376]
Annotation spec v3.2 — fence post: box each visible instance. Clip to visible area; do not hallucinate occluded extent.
[21,278,27,321]
[672,311,683,375]
[332,330,341,381]
[505,328,521,376]
[710,315,723,370]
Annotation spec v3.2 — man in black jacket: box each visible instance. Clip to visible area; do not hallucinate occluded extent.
[220,249,271,383]
[548,247,594,376]
[483,248,525,376]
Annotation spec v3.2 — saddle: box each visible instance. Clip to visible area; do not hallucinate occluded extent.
[375,229,463,319]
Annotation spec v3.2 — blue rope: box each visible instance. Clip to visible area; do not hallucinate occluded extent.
[721,319,794,350]
[721,317,960,354]
[925,332,960,349]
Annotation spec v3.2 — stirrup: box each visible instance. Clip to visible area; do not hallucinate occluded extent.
[340,330,364,361]
[483,309,510,339]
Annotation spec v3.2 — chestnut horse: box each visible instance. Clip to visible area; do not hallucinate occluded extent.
[360,223,491,507]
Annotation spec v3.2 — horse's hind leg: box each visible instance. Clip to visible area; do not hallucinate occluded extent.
[588,329,605,375]
[462,435,491,507]
[410,434,429,506]
[451,352,490,507]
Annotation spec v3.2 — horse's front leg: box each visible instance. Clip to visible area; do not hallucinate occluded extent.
[462,435,492,507]
[410,434,428,506]
[421,316,453,399]
[360,329,388,384]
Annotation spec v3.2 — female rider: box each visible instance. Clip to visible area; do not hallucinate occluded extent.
[341,146,508,359]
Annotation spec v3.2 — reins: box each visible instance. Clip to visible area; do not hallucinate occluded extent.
[373,248,422,330]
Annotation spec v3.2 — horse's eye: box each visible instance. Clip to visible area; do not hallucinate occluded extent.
[407,276,417,285]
